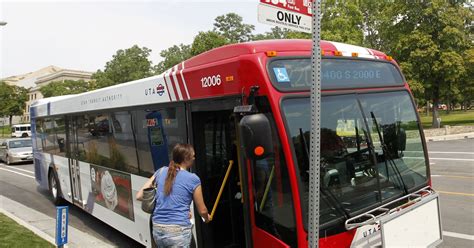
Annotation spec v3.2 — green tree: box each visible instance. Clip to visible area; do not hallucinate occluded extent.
[0,82,28,126]
[460,47,474,110]
[320,0,364,45]
[40,80,91,97]
[385,0,472,127]
[213,13,255,43]
[92,45,154,88]
[191,31,228,56]
[155,44,192,74]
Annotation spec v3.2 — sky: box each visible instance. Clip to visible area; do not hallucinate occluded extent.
[0,0,273,78]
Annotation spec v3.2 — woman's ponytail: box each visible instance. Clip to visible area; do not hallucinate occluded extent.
[163,143,195,196]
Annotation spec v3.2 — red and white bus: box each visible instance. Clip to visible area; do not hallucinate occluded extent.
[31,39,441,247]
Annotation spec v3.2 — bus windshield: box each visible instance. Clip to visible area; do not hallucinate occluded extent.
[281,91,428,228]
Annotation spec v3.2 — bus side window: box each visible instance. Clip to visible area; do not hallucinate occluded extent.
[133,106,186,177]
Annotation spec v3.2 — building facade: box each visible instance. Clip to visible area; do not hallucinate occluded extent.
[23,69,93,123]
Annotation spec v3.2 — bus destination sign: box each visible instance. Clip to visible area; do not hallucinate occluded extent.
[258,0,313,33]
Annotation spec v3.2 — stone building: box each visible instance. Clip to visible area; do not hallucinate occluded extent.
[23,69,93,122]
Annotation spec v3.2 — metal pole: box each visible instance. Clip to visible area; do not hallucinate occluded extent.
[309,0,321,247]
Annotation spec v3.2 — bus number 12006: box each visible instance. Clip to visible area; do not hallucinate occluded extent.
[201,75,221,88]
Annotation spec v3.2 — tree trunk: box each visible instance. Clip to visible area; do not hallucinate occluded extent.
[8,115,12,127]
[432,83,441,128]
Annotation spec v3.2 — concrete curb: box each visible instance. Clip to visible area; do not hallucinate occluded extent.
[425,132,474,142]
[0,204,57,246]
[0,195,113,248]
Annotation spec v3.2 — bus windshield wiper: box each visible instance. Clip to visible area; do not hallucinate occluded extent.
[370,112,409,195]
[299,128,350,219]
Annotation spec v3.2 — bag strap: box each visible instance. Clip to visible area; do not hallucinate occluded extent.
[154,167,165,189]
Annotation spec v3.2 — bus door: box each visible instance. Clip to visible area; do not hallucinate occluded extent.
[190,100,248,248]
[66,116,83,206]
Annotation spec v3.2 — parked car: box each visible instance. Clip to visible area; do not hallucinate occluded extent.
[0,138,33,165]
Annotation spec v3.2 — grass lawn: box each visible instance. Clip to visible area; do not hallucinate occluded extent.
[419,109,474,129]
[0,125,10,138]
[0,213,54,248]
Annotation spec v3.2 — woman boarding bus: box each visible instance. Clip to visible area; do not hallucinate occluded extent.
[31,40,441,247]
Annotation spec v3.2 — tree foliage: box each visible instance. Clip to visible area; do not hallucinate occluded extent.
[383,0,472,126]
[0,82,28,125]
[154,44,192,74]
[321,0,364,45]
[191,31,229,56]
[213,13,255,43]
[40,80,91,98]
[92,45,154,88]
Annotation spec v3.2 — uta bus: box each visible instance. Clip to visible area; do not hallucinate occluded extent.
[31,39,442,247]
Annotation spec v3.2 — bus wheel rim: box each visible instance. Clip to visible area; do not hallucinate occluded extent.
[51,175,57,198]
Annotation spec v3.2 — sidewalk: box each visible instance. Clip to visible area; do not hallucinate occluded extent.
[424,131,474,142]
[0,195,113,248]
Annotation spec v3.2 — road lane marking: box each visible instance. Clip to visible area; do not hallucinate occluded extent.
[429,151,474,155]
[0,167,35,179]
[443,231,474,241]
[432,175,474,179]
[429,157,474,162]
[4,166,34,174]
[438,191,474,197]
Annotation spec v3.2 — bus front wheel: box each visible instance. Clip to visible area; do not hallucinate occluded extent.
[48,171,63,205]
[21,133,28,138]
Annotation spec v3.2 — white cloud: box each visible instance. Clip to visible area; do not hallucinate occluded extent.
[0,0,271,78]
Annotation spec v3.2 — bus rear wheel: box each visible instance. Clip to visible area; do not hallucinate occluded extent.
[21,133,28,138]
[48,171,63,205]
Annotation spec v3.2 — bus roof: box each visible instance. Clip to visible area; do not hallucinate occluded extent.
[30,39,391,118]
[184,39,388,68]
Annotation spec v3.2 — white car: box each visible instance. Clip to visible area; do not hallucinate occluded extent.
[0,138,33,165]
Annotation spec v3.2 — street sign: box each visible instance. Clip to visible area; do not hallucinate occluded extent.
[55,206,69,247]
[258,4,312,33]
[260,0,312,16]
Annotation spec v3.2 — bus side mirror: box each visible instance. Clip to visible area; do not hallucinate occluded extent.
[239,114,273,160]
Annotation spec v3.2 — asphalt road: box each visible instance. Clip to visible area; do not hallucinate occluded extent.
[428,139,474,248]
[0,138,472,247]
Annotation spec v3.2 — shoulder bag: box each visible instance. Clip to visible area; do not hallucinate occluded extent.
[141,167,164,214]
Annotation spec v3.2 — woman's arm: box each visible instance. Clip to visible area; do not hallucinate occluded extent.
[193,185,211,223]
[136,174,156,200]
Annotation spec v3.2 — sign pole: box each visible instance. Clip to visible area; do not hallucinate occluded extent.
[309,0,321,247]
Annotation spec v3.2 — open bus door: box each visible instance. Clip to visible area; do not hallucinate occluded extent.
[189,99,249,248]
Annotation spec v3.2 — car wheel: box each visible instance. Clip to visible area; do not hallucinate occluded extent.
[6,155,11,165]
[48,171,63,205]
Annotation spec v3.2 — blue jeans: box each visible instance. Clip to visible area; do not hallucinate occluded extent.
[152,223,192,248]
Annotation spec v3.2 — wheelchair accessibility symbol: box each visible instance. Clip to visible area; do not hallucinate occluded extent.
[273,68,290,83]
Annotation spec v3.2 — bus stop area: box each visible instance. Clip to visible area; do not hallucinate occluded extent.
[1,131,473,247]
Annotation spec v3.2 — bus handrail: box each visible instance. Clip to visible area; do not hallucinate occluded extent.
[210,160,234,221]
[345,186,435,230]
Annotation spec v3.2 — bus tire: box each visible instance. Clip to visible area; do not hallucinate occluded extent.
[21,133,28,138]
[48,170,63,205]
